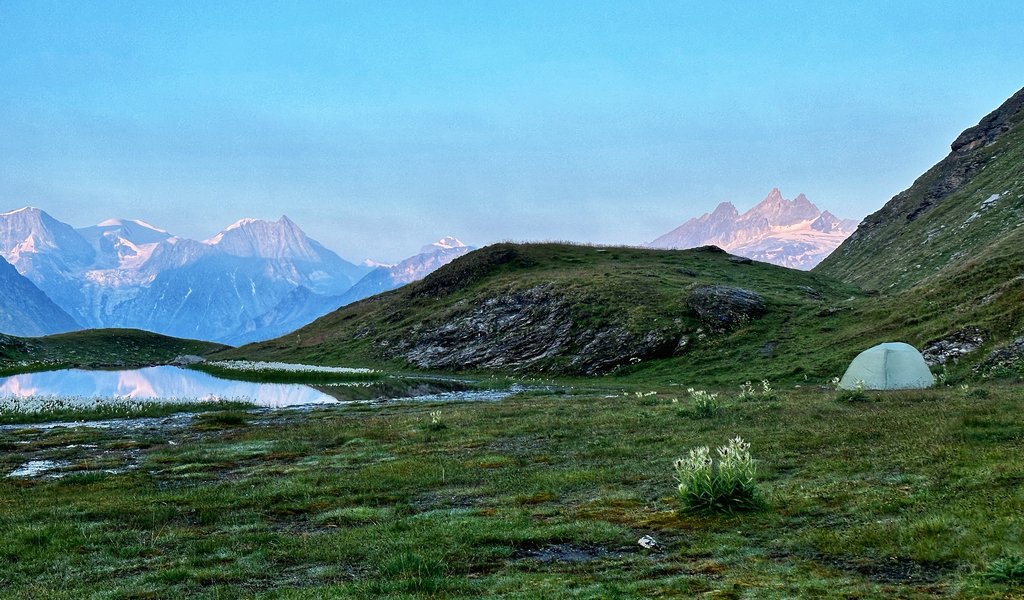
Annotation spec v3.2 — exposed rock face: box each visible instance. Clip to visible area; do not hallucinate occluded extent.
[687,286,767,333]
[978,336,1024,373]
[374,284,683,376]
[921,327,986,366]
[648,189,859,269]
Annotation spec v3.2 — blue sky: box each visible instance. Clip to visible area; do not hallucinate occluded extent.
[1,1,1022,262]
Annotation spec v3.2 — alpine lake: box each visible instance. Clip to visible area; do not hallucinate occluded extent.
[0,363,515,412]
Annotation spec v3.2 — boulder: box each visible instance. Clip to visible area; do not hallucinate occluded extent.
[687,285,767,333]
[921,326,986,366]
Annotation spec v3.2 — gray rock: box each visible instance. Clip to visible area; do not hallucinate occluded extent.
[378,284,684,376]
[687,285,767,334]
[978,336,1024,372]
[921,327,986,366]
[169,355,205,366]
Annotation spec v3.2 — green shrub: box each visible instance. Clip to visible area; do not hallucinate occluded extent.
[983,554,1024,584]
[674,436,762,514]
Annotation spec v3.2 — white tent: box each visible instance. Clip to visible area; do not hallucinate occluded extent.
[839,342,934,390]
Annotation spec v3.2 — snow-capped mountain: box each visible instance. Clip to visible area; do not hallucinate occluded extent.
[0,207,98,318]
[0,254,80,337]
[647,189,859,269]
[339,237,473,304]
[0,208,372,342]
[226,236,474,345]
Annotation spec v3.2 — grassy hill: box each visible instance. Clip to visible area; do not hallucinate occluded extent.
[0,328,228,375]
[221,243,883,384]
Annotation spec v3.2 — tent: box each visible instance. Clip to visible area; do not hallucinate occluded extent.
[839,342,934,390]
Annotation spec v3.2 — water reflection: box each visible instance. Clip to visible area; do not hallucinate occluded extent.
[0,366,337,408]
[0,367,509,409]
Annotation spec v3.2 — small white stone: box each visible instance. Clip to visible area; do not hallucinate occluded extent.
[638,535,658,549]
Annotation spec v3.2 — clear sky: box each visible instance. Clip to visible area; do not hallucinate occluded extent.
[1,1,1022,262]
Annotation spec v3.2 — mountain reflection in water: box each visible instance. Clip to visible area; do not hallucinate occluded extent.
[0,366,493,408]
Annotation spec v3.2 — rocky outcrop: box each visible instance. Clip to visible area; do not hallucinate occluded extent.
[376,284,683,375]
[977,336,1024,373]
[921,327,986,366]
[687,286,767,334]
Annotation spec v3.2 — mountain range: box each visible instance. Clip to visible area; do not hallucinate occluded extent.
[648,189,859,269]
[0,207,470,343]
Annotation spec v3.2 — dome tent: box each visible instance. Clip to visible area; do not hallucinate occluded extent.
[839,342,934,390]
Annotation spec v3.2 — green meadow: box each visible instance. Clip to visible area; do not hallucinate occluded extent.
[1,380,1021,598]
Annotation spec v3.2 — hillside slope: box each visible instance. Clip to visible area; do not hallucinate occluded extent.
[0,256,80,337]
[0,329,228,373]
[817,87,1024,291]
[224,243,867,380]
[814,87,1024,370]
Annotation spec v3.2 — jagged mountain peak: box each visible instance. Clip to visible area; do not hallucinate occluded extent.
[742,189,822,226]
[710,202,740,217]
[648,189,858,269]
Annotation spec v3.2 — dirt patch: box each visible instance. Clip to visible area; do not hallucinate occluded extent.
[786,551,958,585]
[514,542,630,564]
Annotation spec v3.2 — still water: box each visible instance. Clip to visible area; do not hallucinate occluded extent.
[0,366,496,408]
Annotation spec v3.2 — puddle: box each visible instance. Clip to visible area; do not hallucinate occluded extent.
[8,459,66,478]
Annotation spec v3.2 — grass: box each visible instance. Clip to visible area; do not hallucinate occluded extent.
[0,382,1021,598]
[0,397,255,425]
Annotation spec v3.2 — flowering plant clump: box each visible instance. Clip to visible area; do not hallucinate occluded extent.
[674,436,762,514]
[835,379,868,402]
[688,388,720,418]
[738,379,779,402]
[427,410,447,431]
[206,361,378,374]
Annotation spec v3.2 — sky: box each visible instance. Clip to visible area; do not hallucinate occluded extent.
[1,2,1022,262]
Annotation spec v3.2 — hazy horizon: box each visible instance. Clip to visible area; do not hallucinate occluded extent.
[2,2,1022,262]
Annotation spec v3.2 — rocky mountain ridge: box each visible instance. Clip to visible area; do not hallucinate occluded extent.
[648,189,858,269]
